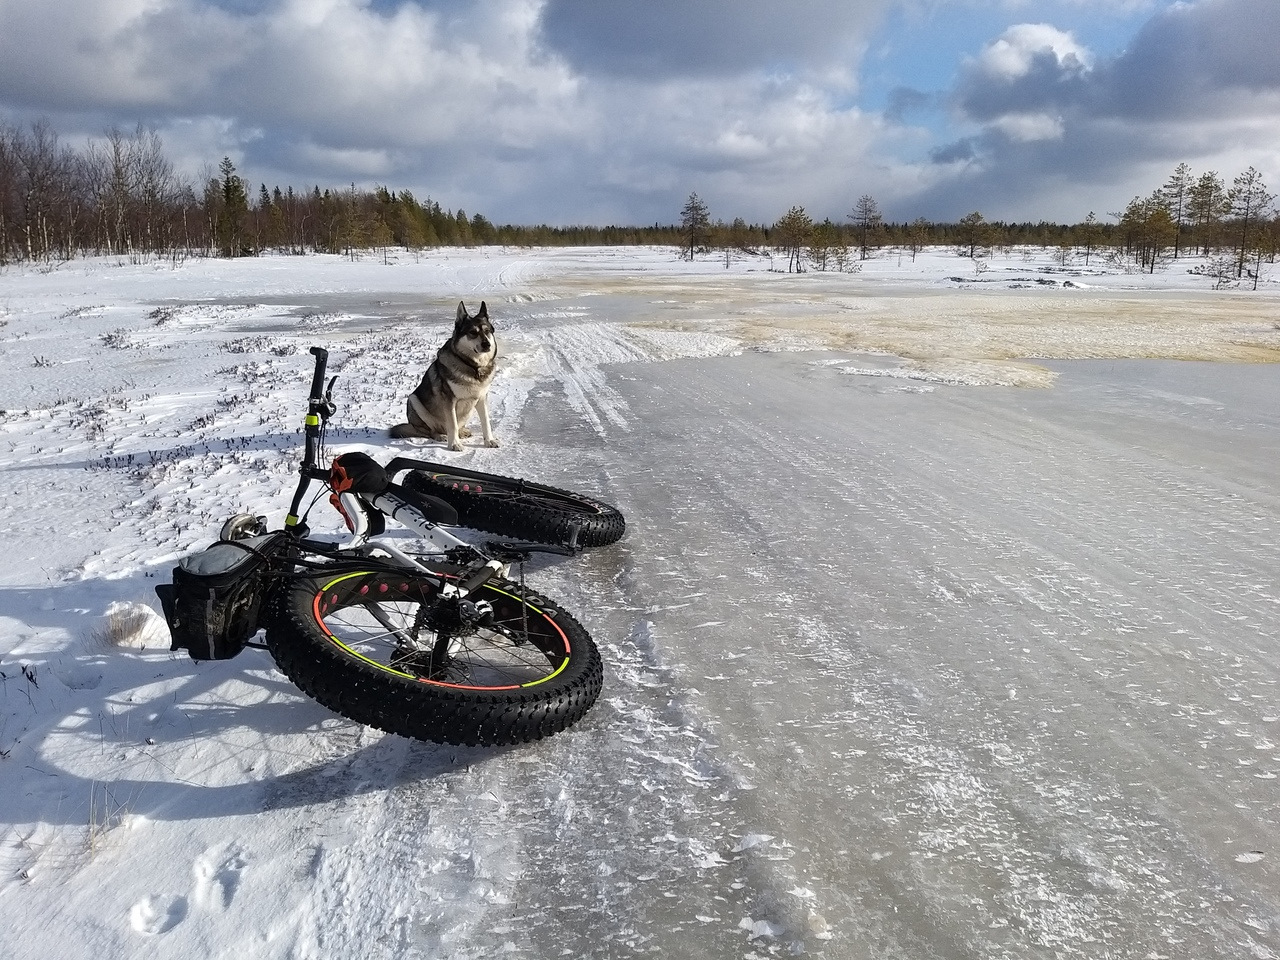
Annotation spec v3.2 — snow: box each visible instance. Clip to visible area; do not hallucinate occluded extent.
[2,245,1279,959]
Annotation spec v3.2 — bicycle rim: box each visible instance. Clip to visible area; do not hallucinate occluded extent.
[311,570,573,690]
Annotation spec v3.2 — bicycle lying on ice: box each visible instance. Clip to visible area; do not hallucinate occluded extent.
[156,347,625,747]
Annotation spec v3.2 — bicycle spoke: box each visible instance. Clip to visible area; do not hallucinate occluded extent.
[359,600,427,647]
[321,611,416,648]
[316,586,564,688]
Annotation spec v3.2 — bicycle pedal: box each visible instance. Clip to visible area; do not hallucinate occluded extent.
[483,541,533,562]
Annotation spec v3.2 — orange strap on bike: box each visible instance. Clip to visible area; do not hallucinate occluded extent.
[330,458,355,496]
[329,452,390,495]
[328,453,390,533]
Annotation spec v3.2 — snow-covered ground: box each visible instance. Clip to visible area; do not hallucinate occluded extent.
[1,246,1278,959]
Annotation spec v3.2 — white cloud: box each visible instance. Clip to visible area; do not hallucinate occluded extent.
[0,0,579,146]
[990,112,1066,142]
[540,74,901,222]
[972,23,1093,79]
[710,127,772,163]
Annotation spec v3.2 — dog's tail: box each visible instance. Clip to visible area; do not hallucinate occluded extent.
[388,423,418,439]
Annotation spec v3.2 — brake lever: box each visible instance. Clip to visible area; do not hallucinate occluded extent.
[320,375,339,420]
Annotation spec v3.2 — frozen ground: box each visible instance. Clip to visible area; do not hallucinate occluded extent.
[1,246,1278,958]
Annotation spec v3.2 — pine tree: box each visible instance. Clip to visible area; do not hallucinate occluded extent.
[1077,212,1102,266]
[1161,162,1193,258]
[679,192,711,260]
[453,208,473,246]
[906,217,931,262]
[216,157,248,257]
[848,195,883,260]
[774,206,813,273]
[1227,166,1274,278]
[808,219,839,271]
[1117,192,1176,273]
[956,211,990,258]
[1188,171,1228,255]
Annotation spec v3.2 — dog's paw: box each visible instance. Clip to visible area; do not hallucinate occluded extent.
[484,438,499,448]
[447,441,463,452]
[458,427,473,438]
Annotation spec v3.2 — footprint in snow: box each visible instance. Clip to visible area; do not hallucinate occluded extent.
[193,847,248,911]
[130,895,188,935]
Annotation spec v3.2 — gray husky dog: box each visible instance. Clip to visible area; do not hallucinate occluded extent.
[389,301,499,451]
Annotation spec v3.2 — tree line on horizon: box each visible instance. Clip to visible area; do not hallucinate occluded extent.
[0,120,1275,287]
[681,160,1276,286]
[0,121,672,264]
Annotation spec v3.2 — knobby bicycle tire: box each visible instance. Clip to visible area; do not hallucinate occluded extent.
[265,566,603,746]
[403,469,625,548]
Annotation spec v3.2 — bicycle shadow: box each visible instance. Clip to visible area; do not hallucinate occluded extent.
[2,413,603,836]
[3,422,535,488]
[3,428,308,474]
[0,573,517,832]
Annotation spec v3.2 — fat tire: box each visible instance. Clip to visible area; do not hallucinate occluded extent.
[265,567,603,746]
[404,470,625,548]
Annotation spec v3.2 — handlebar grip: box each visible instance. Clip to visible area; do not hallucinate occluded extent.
[308,347,329,401]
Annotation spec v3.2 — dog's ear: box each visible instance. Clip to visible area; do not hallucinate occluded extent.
[456,301,469,323]
[477,301,488,321]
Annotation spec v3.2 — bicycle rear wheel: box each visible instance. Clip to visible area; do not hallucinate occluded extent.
[265,565,603,746]
[404,469,625,548]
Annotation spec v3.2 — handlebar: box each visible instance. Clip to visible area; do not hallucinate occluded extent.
[285,347,339,535]
[307,346,329,402]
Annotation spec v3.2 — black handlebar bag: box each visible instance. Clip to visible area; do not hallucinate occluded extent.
[155,533,287,660]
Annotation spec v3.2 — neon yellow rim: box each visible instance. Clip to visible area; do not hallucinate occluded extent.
[310,570,571,690]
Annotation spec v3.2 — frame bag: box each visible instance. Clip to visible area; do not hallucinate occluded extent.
[155,533,287,661]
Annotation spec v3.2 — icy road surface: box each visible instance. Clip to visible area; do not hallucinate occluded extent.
[497,349,1280,958]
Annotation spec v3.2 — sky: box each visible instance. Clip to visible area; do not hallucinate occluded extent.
[0,0,1277,227]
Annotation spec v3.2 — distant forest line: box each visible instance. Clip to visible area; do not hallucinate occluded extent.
[1,121,1275,286]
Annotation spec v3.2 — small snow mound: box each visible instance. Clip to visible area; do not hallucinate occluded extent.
[731,833,775,853]
[98,600,170,649]
[807,911,834,939]
[839,358,1055,388]
[739,916,786,940]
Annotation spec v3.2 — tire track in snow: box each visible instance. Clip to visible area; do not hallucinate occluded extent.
[525,320,740,439]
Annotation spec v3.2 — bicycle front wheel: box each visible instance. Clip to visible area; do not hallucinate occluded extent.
[265,566,603,746]
[404,469,625,548]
